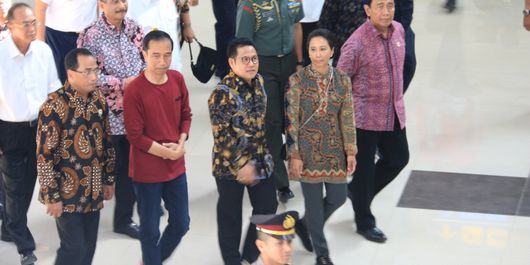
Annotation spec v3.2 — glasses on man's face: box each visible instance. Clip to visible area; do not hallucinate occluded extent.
[73,68,101,77]
[11,19,39,29]
[238,56,259,65]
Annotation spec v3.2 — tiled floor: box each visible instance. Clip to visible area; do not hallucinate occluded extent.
[1,0,530,264]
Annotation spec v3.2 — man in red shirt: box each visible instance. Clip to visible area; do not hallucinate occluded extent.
[123,30,192,265]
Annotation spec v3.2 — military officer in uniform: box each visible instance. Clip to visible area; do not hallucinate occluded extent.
[236,0,304,203]
[250,211,299,265]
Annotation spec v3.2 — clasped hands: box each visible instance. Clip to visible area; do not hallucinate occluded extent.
[161,133,187,160]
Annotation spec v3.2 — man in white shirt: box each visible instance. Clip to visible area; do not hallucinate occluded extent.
[35,0,97,83]
[127,0,195,71]
[0,3,61,265]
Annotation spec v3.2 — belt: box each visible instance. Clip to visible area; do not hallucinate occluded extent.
[0,119,38,127]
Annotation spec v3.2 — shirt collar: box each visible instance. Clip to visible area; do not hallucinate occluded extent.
[101,13,129,33]
[5,35,35,59]
[64,81,96,105]
[366,19,395,39]
[223,71,260,90]
[306,65,332,80]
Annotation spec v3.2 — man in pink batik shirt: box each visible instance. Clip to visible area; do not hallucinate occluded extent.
[337,0,409,244]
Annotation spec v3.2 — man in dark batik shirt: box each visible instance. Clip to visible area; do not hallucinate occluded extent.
[208,38,278,265]
[36,48,115,265]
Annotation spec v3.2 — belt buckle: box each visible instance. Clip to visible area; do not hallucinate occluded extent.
[276,54,285,58]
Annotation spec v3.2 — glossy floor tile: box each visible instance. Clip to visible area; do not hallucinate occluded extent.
[1,0,529,264]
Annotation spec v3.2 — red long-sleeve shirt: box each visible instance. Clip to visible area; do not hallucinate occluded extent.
[123,70,192,183]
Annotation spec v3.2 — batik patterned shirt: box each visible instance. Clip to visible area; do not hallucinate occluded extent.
[285,66,356,183]
[337,20,406,131]
[208,72,273,180]
[77,14,145,135]
[36,84,115,213]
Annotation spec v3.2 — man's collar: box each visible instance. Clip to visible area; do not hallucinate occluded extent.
[5,35,34,58]
[366,19,395,38]
[64,81,95,104]
[224,71,259,87]
[101,13,126,32]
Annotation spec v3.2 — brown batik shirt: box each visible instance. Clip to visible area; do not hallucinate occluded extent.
[36,83,115,213]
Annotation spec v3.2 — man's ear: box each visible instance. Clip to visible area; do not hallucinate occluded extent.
[364,4,371,18]
[228,57,236,70]
[256,239,265,252]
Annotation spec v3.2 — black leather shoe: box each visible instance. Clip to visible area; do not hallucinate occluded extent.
[357,227,387,243]
[295,220,313,252]
[316,255,334,265]
[278,188,294,203]
[20,252,37,265]
[114,223,140,239]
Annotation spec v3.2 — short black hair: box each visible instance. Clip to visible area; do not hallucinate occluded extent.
[363,0,371,6]
[307,28,336,51]
[226,38,256,59]
[65,48,94,71]
[143,30,174,52]
[6,3,31,22]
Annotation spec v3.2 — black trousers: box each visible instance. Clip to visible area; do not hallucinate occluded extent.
[348,123,409,231]
[54,211,100,265]
[212,0,238,77]
[216,177,278,265]
[45,26,79,84]
[259,53,297,190]
[111,135,136,228]
[0,120,37,254]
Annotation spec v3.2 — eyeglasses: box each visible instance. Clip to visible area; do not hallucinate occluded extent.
[72,69,101,77]
[10,19,39,29]
[238,56,259,65]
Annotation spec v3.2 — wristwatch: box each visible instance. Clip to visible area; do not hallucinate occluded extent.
[524,9,530,17]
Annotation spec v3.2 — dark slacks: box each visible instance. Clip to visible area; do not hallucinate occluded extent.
[216,177,278,265]
[403,28,417,92]
[54,211,100,265]
[258,52,297,190]
[212,0,238,77]
[0,120,37,254]
[300,182,347,257]
[134,174,190,265]
[45,26,79,84]
[348,123,409,231]
[111,135,136,229]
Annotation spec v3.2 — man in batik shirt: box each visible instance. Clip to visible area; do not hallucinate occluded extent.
[337,0,409,244]
[36,48,115,265]
[77,0,143,239]
[208,38,278,265]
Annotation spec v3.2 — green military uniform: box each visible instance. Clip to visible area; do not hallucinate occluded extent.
[236,0,304,194]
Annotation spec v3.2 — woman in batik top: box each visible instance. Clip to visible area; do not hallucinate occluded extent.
[285,28,357,265]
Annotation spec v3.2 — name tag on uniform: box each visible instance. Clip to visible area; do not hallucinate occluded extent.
[287,0,301,9]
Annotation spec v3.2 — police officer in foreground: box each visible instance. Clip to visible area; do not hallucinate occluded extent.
[250,211,299,265]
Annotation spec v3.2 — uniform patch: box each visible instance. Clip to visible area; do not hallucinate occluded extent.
[243,5,253,14]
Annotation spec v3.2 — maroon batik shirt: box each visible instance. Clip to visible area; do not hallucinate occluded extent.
[337,20,406,131]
